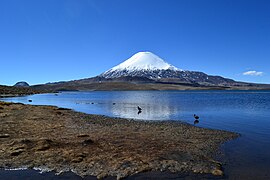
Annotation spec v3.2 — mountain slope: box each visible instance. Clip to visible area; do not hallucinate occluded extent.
[100,52,235,86]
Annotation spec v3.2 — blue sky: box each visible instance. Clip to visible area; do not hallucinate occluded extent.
[0,0,269,85]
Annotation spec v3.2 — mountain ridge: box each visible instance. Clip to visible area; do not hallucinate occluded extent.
[29,52,270,91]
[100,52,235,86]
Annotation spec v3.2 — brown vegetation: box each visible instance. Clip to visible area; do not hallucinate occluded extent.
[0,102,238,179]
[0,85,42,97]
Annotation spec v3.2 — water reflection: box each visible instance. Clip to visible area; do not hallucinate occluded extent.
[194,119,199,125]
[104,93,179,120]
[113,103,178,120]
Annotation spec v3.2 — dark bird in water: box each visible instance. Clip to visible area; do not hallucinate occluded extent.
[194,114,199,120]
[194,119,199,125]
[137,106,142,115]
[193,114,200,125]
[28,100,32,102]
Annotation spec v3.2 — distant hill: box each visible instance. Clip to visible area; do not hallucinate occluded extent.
[14,81,30,87]
[31,52,270,91]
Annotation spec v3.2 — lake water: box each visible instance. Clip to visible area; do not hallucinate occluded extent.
[1,90,270,179]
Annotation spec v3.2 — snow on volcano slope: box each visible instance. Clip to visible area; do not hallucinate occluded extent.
[101,52,183,79]
[110,52,179,71]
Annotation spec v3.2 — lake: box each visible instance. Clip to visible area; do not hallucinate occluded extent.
[1,90,270,179]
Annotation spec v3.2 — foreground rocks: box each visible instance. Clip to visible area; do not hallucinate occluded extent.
[0,101,239,179]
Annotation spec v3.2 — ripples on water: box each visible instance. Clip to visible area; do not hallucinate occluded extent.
[1,90,270,179]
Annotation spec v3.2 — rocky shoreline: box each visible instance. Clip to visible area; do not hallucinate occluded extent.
[0,101,239,179]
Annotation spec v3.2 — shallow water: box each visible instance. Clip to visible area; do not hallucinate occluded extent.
[1,90,270,179]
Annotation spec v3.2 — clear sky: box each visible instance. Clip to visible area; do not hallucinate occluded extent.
[0,0,269,85]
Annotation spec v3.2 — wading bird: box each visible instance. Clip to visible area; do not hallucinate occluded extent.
[194,114,199,120]
[193,114,200,125]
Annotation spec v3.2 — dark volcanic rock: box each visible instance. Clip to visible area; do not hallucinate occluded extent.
[101,69,236,86]
[82,139,94,146]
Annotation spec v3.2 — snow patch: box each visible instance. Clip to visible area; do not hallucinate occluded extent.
[108,52,180,72]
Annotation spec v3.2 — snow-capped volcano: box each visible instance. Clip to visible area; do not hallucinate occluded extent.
[109,52,179,71]
[101,52,182,79]
[100,51,235,86]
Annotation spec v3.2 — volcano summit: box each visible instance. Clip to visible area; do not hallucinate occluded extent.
[103,52,179,74]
